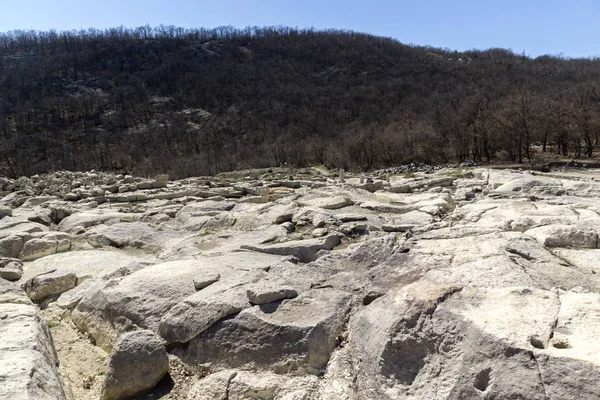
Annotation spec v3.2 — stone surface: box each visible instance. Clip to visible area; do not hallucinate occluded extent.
[3,167,600,400]
[73,253,287,350]
[24,269,78,301]
[100,330,168,400]
[19,232,72,261]
[246,282,298,304]
[0,280,66,400]
[185,288,353,373]
[241,235,341,263]
[0,257,23,281]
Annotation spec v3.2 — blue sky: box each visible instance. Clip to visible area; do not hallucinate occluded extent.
[0,0,599,57]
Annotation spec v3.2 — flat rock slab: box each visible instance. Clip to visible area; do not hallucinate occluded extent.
[19,249,145,284]
[241,235,341,263]
[185,288,353,373]
[494,177,563,194]
[0,280,66,400]
[302,196,353,210]
[57,211,137,233]
[86,222,156,248]
[246,282,298,304]
[73,252,292,351]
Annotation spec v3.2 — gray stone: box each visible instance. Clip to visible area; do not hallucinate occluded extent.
[246,283,298,304]
[0,280,67,400]
[19,232,72,261]
[100,330,168,400]
[303,196,352,210]
[24,270,77,301]
[185,288,353,373]
[72,253,284,351]
[241,235,341,263]
[86,221,155,248]
[0,235,24,258]
[0,206,12,218]
[0,257,23,281]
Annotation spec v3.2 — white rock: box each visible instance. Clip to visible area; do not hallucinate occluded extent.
[0,280,66,400]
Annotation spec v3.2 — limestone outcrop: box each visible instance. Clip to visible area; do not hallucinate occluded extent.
[2,165,600,399]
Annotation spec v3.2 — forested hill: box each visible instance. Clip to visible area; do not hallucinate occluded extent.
[1,26,600,178]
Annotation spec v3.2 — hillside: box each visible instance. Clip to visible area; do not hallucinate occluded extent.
[1,26,600,178]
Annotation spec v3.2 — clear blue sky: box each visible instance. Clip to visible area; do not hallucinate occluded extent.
[0,0,599,58]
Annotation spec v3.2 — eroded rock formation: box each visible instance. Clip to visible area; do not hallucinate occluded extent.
[2,166,600,399]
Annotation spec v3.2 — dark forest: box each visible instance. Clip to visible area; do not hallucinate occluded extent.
[1,25,600,178]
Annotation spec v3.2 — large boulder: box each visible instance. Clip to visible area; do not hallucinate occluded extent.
[157,270,268,345]
[185,288,353,373]
[100,330,169,400]
[241,235,341,263]
[0,235,24,258]
[23,269,77,302]
[0,280,66,400]
[73,253,288,351]
[0,257,22,281]
[349,279,600,399]
[19,232,72,261]
[86,221,156,248]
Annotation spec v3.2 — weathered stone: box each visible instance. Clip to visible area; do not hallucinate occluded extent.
[19,232,72,261]
[100,330,168,400]
[348,280,578,399]
[0,235,24,258]
[241,235,341,263]
[0,257,23,281]
[73,253,285,351]
[246,283,298,304]
[0,206,12,218]
[86,221,155,248]
[185,288,353,372]
[24,270,77,301]
[153,174,169,188]
[58,211,137,232]
[526,224,598,248]
[0,280,67,400]
[302,196,352,210]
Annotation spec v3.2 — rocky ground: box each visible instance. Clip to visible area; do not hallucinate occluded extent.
[2,165,600,399]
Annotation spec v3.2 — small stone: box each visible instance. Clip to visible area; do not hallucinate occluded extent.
[280,221,295,233]
[529,335,545,349]
[247,285,298,305]
[551,337,570,349]
[312,228,328,238]
[193,273,220,291]
[275,213,293,224]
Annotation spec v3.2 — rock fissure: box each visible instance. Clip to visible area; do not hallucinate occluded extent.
[530,351,550,400]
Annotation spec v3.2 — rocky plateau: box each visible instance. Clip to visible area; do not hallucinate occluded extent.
[2,165,600,399]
